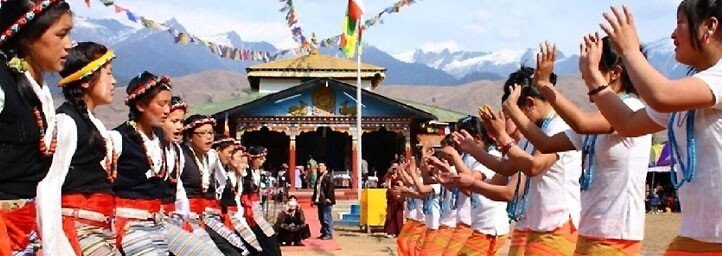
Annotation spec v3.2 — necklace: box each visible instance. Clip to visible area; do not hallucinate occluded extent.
[188,146,210,192]
[668,110,697,189]
[129,121,167,178]
[506,113,554,222]
[32,108,57,157]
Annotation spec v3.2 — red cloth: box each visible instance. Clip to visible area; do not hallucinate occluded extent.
[225,206,239,230]
[113,198,162,248]
[61,193,114,255]
[61,193,114,228]
[241,193,260,227]
[385,188,405,236]
[161,203,175,213]
[0,202,36,255]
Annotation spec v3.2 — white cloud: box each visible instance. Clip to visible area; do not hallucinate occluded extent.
[419,40,462,53]
[465,24,488,34]
[497,28,522,40]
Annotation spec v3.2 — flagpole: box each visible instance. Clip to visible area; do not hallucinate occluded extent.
[356,14,363,200]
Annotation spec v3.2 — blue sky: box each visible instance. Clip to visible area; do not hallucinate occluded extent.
[68,0,681,56]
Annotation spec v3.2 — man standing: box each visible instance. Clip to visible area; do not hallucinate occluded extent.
[312,162,335,240]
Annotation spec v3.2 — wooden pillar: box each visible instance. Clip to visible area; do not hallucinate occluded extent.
[351,132,359,193]
[289,133,297,191]
[404,131,412,161]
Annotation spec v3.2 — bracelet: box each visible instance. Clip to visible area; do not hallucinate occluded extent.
[499,140,516,154]
[587,84,609,96]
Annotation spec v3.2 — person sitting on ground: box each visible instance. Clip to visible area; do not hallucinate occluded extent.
[275,196,311,246]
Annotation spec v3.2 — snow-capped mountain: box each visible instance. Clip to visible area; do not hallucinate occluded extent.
[401,48,578,78]
[66,16,684,90]
[397,38,683,80]
[71,17,137,46]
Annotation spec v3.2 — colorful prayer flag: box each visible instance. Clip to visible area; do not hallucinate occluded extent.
[340,0,364,58]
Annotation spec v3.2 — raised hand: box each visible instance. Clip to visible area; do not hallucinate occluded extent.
[600,5,640,56]
[435,146,459,162]
[455,173,477,188]
[479,107,508,141]
[451,130,477,153]
[579,32,606,90]
[426,155,452,173]
[435,172,460,187]
[501,84,523,110]
[535,41,556,90]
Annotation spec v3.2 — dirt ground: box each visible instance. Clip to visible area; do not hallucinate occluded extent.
[283,213,682,256]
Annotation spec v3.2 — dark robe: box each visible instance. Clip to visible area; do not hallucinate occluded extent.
[274,208,311,245]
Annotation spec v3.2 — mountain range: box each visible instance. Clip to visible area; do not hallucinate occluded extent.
[66,16,686,90]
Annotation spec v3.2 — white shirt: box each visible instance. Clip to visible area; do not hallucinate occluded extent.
[564,96,651,240]
[423,184,442,230]
[0,85,4,113]
[456,153,485,225]
[414,194,425,222]
[404,187,424,221]
[645,59,722,243]
[470,149,510,236]
[439,167,458,228]
[518,115,582,232]
[25,72,56,150]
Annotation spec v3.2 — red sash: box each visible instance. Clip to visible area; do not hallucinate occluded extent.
[0,202,36,255]
[61,193,114,255]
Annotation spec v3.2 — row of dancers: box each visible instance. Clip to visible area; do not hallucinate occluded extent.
[393,1,722,256]
[0,1,282,255]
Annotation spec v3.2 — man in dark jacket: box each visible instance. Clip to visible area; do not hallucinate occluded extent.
[311,162,335,239]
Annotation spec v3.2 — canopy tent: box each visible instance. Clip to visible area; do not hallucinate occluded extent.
[648,142,671,172]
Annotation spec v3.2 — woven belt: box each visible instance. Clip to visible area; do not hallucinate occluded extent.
[61,208,111,223]
[0,199,27,211]
[116,207,163,223]
[205,207,221,215]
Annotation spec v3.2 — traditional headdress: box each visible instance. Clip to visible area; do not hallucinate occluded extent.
[183,117,216,132]
[125,75,172,105]
[58,50,116,86]
[169,96,188,113]
[0,0,64,46]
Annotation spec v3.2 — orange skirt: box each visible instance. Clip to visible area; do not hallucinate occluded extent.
[663,236,722,256]
[431,225,455,250]
[458,231,507,256]
[525,220,579,256]
[508,229,530,256]
[442,223,474,256]
[418,228,442,256]
[411,225,429,256]
[574,235,641,256]
[397,220,425,256]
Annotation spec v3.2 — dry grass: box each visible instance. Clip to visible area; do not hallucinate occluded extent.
[284,213,682,256]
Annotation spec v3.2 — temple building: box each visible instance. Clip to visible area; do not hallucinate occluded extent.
[193,50,463,199]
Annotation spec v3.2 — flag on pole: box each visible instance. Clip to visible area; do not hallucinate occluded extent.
[340,0,364,58]
[223,112,230,137]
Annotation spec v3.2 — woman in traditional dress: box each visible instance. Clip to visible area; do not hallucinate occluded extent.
[0,0,72,254]
[213,137,264,253]
[500,40,650,255]
[585,2,722,254]
[112,71,218,256]
[36,41,120,255]
[242,146,282,256]
[179,115,249,255]
[460,67,582,256]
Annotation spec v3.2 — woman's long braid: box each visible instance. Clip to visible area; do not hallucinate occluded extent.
[62,84,106,155]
